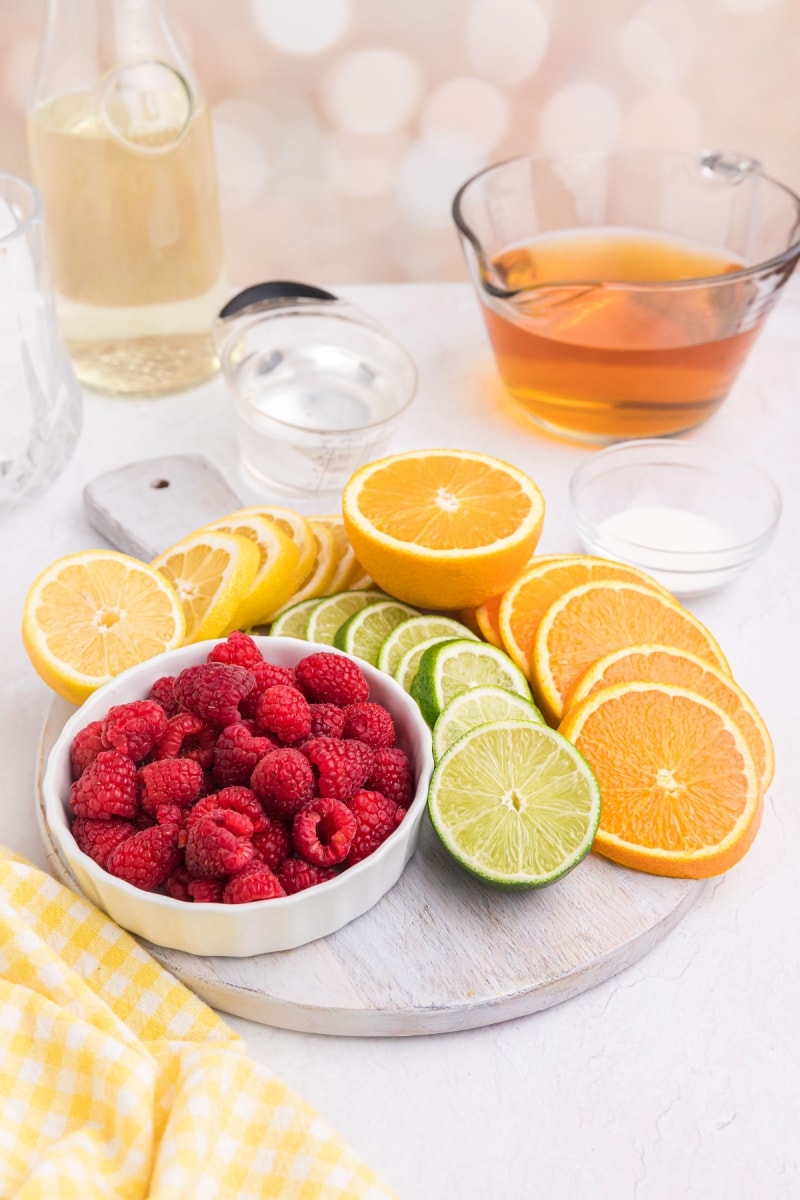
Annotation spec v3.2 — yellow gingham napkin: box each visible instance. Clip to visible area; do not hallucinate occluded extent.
[0,846,399,1199]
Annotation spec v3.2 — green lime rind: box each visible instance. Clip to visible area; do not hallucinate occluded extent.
[333,598,420,665]
[377,614,478,675]
[431,684,544,761]
[428,719,601,889]
[393,636,452,693]
[265,597,322,639]
[411,637,532,727]
[304,589,386,646]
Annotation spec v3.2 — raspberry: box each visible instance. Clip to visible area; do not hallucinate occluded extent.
[255,685,311,744]
[342,702,396,750]
[223,863,286,903]
[184,810,255,878]
[155,802,184,826]
[148,675,181,716]
[213,722,275,787]
[188,878,225,903]
[240,661,298,719]
[71,816,136,868]
[295,652,370,706]
[277,857,338,894]
[154,712,217,769]
[303,737,374,801]
[106,824,181,891]
[345,789,403,866]
[207,631,264,669]
[101,700,168,762]
[187,786,267,833]
[308,703,346,740]
[137,757,204,815]
[174,663,256,728]
[69,750,138,820]
[293,796,356,867]
[70,721,106,779]
[366,747,414,808]
[164,865,193,901]
[251,818,293,870]
[251,747,315,819]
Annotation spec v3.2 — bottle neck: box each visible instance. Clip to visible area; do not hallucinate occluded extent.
[31,0,196,112]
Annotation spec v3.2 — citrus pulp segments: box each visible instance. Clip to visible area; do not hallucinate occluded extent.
[22,549,186,705]
[392,636,451,693]
[531,580,730,725]
[341,448,546,609]
[266,597,322,639]
[411,637,533,727]
[498,554,671,675]
[428,719,601,888]
[334,599,421,666]
[559,682,763,878]
[151,530,260,644]
[304,589,387,646]
[431,684,544,761]
[565,642,775,793]
[200,511,302,628]
[376,614,479,676]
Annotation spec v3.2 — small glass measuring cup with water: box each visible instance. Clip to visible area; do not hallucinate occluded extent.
[213,283,417,500]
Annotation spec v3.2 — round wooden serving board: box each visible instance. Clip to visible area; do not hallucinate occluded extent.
[37,697,702,1037]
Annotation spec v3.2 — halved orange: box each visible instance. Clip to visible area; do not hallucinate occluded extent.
[498,555,670,675]
[531,580,729,725]
[342,449,545,609]
[559,682,763,878]
[565,643,774,794]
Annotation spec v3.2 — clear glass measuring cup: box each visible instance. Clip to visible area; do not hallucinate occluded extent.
[213,282,417,500]
[453,148,800,442]
[0,171,82,510]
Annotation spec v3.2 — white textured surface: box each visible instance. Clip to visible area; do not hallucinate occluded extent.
[3,282,799,1198]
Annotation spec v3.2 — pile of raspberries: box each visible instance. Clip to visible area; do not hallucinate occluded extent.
[67,633,414,904]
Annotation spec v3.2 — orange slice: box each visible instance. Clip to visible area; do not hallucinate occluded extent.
[498,555,670,675]
[531,580,729,725]
[342,449,545,609]
[22,550,186,704]
[565,643,774,794]
[559,682,763,878]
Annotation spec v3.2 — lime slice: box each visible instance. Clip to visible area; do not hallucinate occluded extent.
[411,638,532,727]
[377,614,478,675]
[263,597,320,639]
[333,599,420,665]
[432,684,544,760]
[304,589,386,646]
[393,636,450,693]
[428,720,601,888]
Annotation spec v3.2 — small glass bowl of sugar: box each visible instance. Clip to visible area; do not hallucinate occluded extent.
[569,439,781,598]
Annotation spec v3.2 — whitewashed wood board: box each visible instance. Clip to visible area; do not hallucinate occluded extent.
[37,697,702,1037]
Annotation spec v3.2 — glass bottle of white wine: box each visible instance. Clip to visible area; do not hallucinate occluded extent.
[27,0,228,397]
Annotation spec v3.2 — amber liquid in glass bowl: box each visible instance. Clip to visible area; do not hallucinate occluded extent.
[481,229,760,441]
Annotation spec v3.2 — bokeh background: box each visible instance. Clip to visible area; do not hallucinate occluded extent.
[2,0,798,286]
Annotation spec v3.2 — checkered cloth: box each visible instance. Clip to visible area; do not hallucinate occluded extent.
[0,846,399,1199]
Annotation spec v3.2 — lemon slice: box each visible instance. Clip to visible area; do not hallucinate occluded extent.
[312,513,357,593]
[279,520,338,608]
[236,505,317,586]
[22,549,186,704]
[152,530,260,643]
[201,511,302,628]
[428,720,601,888]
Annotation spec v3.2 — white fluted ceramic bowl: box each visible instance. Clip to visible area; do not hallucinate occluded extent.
[43,637,434,957]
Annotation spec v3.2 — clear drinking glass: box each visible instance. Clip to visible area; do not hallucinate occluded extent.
[453,149,800,442]
[0,171,82,510]
[27,0,227,397]
[213,283,417,500]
